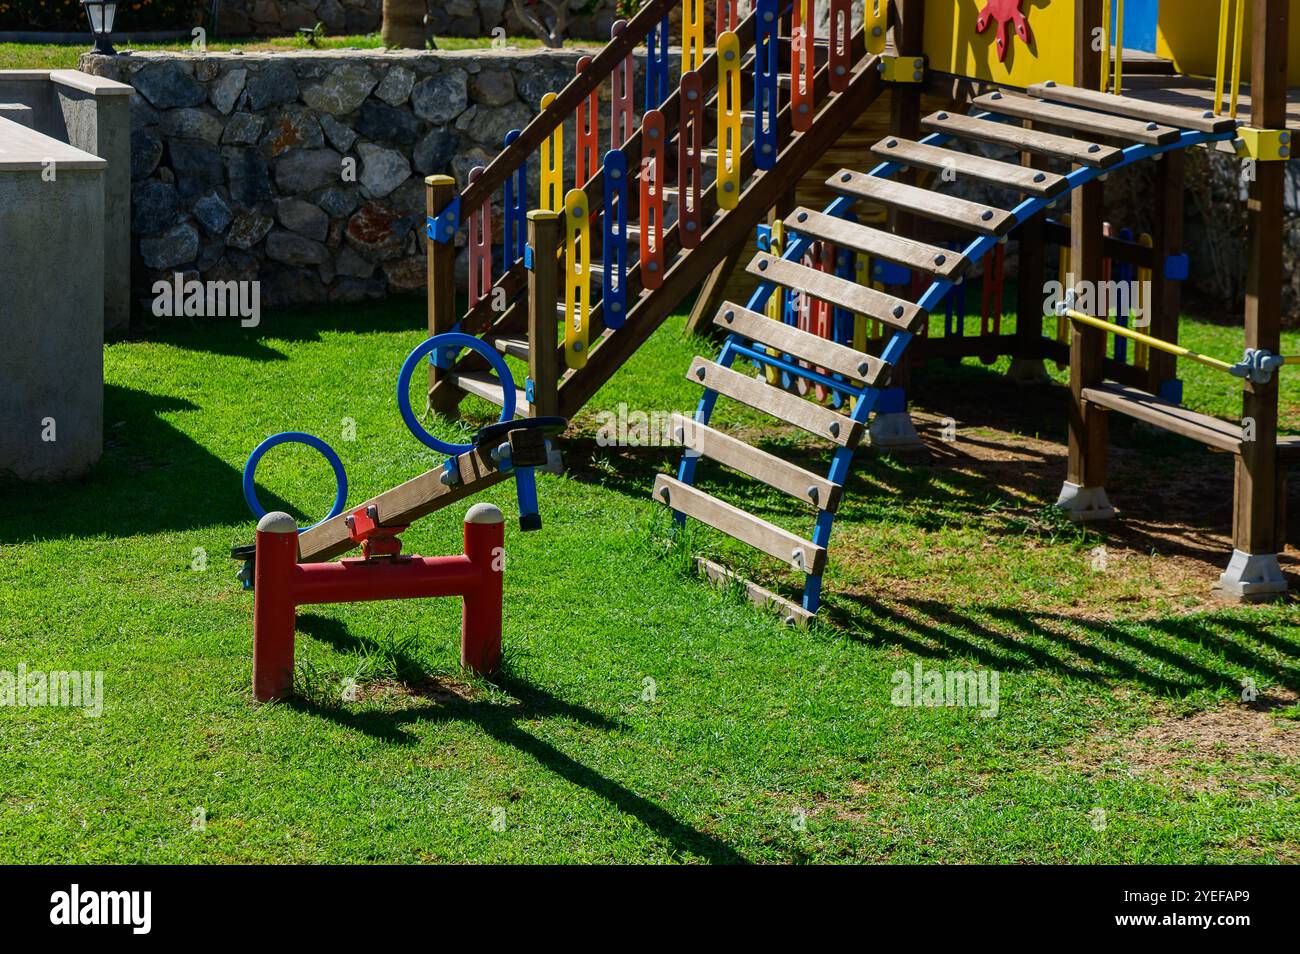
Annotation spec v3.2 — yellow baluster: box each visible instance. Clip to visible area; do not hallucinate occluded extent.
[1136,233,1153,371]
[1101,0,1111,91]
[717,31,742,211]
[683,0,706,73]
[853,252,870,352]
[764,221,784,384]
[564,189,589,370]
[540,93,563,212]
[866,0,889,56]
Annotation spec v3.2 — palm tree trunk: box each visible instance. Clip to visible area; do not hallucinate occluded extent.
[382,0,427,49]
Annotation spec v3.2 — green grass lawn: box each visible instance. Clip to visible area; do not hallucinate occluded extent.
[0,34,591,70]
[0,299,1296,863]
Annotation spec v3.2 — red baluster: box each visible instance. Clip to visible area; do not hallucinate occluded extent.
[575,56,600,187]
[467,166,491,307]
[716,0,738,38]
[640,110,666,290]
[678,71,704,249]
[791,0,815,131]
[829,0,852,92]
[611,19,635,150]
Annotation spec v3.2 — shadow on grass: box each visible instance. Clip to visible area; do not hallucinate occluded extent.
[0,383,317,545]
[120,297,427,362]
[290,613,749,864]
[820,594,1300,695]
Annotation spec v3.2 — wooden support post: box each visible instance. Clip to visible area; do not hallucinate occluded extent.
[1145,147,1185,397]
[684,242,748,336]
[1011,120,1049,384]
[1228,0,1288,593]
[527,209,561,417]
[426,175,461,417]
[1062,0,1112,518]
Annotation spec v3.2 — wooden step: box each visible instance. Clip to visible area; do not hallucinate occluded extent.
[686,356,863,447]
[872,136,1069,198]
[784,207,970,281]
[746,252,928,334]
[921,110,1123,168]
[487,334,530,361]
[652,474,828,573]
[1082,383,1242,453]
[668,412,843,510]
[451,371,530,417]
[971,90,1182,146]
[830,170,1016,236]
[1027,81,1239,135]
[712,300,890,387]
[695,556,814,625]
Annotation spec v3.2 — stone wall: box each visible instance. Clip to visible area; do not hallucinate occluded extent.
[215,0,622,40]
[78,48,648,309]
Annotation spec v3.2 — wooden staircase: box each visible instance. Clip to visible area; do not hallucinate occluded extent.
[650,81,1239,622]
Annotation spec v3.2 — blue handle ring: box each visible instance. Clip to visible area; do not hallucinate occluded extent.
[242,431,349,533]
[397,332,516,455]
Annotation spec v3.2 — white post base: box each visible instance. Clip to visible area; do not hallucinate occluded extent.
[1006,357,1052,386]
[1215,549,1288,601]
[1055,481,1116,521]
[868,411,926,452]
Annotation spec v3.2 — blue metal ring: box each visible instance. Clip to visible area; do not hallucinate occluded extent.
[397,332,516,455]
[242,431,349,532]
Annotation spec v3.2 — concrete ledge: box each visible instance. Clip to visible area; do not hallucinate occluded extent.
[0,115,106,170]
[50,69,133,97]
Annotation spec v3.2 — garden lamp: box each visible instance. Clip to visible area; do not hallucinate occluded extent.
[82,0,118,55]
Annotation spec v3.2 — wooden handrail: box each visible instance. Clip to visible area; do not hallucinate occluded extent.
[457,0,677,213]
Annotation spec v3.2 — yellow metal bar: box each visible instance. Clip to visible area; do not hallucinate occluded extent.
[1065,309,1237,374]
[1229,0,1246,118]
[1112,0,1125,94]
[717,31,742,211]
[539,92,563,212]
[1101,0,1111,91]
[563,189,589,370]
[1056,214,1072,347]
[1214,0,1230,114]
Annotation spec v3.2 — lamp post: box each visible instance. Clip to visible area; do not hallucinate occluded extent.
[82,0,118,55]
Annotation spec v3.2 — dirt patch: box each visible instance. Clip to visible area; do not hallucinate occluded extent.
[356,675,474,705]
[1068,690,1300,794]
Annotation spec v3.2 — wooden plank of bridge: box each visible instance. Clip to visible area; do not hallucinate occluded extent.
[921,110,1124,168]
[1026,81,1239,135]
[971,90,1182,146]
[712,300,891,385]
[831,171,1016,236]
[745,252,928,333]
[871,136,1069,198]
[783,207,970,281]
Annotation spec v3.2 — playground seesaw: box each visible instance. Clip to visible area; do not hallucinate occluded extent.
[232,333,566,701]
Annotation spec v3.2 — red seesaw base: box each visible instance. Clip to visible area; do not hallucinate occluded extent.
[252,502,505,702]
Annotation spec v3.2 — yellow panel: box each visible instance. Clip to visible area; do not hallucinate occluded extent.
[1156,0,1300,86]
[923,0,1078,89]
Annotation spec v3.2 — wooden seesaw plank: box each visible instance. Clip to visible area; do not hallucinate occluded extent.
[667,412,843,510]
[783,207,970,281]
[687,356,863,447]
[712,300,891,386]
[830,170,1016,236]
[652,474,828,573]
[871,136,1069,198]
[921,110,1124,168]
[745,252,928,333]
[297,444,510,562]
